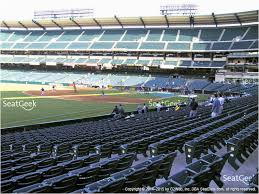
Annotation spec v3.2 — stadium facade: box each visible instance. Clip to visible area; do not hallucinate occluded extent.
[0,10,258,84]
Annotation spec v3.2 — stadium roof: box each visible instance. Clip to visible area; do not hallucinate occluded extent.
[1,10,258,29]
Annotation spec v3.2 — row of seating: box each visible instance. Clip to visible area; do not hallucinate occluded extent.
[2,153,135,193]
[184,110,258,164]
[1,26,257,42]
[148,152,230,193]
[147,103,257,158]
[227,122,258,170]
[82,152,177,193]
[1,153,100,180]
[1,105,207,154]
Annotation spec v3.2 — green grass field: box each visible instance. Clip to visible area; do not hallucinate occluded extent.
[1,83,208,128]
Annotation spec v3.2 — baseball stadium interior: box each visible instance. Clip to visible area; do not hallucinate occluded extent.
[0,8,258,194]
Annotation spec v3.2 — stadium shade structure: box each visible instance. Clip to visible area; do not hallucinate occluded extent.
[1,10,258,29]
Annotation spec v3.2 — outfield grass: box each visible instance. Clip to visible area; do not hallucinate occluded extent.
[1,85,209,128]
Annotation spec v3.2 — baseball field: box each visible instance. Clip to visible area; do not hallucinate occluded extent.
[0,83,209,128]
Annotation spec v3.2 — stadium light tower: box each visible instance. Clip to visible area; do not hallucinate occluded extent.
[34,8,94,19]
[160,3,198,16]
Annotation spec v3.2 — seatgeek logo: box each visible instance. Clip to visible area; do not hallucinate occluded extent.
[222,175,253,185]
[2,100,37,111]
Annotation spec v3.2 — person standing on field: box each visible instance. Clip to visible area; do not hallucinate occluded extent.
[73,82,77,93]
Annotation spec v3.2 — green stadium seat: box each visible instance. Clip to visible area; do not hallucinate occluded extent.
[250,40,258,49]
[46,43,69,49]
[122,59,136,65]
[231,41,254,50]
[74,58,88,64]
[8,31,29,41]
[27,43,48,49]
[57,31,82,41]
[221,27,248,41]
[99,30,124,41]
[0,56,12,63]
[90,42,114,49]
[78,30,103,41]
[115,42,139,49]
[179,60,192,67]
[67,42,90,50]
[164,60,178,66]
[139,42,165,50]
[211,42,231,50]
[110,59,124,65]
[0,42,14,49]
[135,59,150,65]
[199,29,222,41]
[192,43,211,50]
[23,31,44,42]
[167,43,190,50]
[13,43,29,49]
[243,26,258,40]
[150,59,163,66]
[33,57,46,63]
[122,29,147,41]
[38,31,62,41]
[178,29,199,41]
[98,58,112,64]
[162,29,178,41]
[86,58,100,63]
[0,31,13,41]
[146,29,163,41]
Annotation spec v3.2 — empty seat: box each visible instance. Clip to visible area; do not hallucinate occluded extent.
[39,165,64,179]
[158,152,177,179]
[12,172,42,188]
[33,157,56,169]
[168,170,196,189]
[58,159,84,172]
[38,143,53,153]
[55,153,74,163]
[98,159,119,179]
[32,152,50,161]
[1,180,16,193]
[53,143,71,156]
[95,143,113,158]
[70,166,100,187]
[1,169,14,181]
[14,163,37,176]
[73,143,89,158]
[81,154,100,166]
[43,174,77,193]
[13,183,52,193]
[116,154,135,171]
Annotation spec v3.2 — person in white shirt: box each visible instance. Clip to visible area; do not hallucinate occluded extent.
[218,94,225,114]
[142,103,148,113]
[137,104,142,114]
[156,102,162,112]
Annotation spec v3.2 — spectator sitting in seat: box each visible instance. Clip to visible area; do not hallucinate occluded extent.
[111,105,120,118]
[118,104,125,117]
